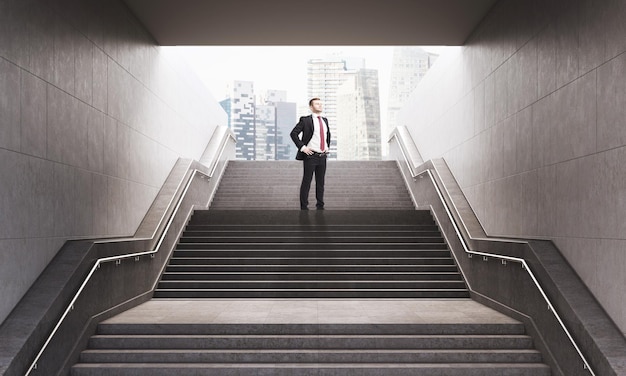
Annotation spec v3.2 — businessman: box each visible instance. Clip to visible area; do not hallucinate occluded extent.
[290,98,331,210]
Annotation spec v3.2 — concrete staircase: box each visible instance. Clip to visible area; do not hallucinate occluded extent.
[153,210,469,299]
[209,160,415,210]
[71,161,551,375]
[72,322,550,375]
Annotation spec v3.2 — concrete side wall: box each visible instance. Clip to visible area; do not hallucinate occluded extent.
[0,0,226,324]
[399,0,626,334]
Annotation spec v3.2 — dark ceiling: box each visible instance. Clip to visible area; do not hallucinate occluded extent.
[122,0,499,46]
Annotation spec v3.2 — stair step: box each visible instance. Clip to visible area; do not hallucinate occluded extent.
[160,272,464,281]
[163,268,460,274]
[216,178,407,182]
[181,230,438,235]
[183,225,439,231]
[96,323,527,336]
[213,187,409,191]
[190,208,434,220]
[167,257,455,266]
[164,265,459,272]
[211,187,409,191]
[156,281,468,289]
[174,245,450,252]
[72,362,551,376]
[173,253,450,261]
[152,289,471,299]
[79,349,543,363]
[88,334,535,349]
[206,205,417,210]
[178,236,445,243]
[211,189,410,194]
[189,211,435,225]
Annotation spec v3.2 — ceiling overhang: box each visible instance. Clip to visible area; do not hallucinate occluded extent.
[122,0,498,46]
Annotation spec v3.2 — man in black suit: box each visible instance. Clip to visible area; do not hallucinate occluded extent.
[290,98,331,210]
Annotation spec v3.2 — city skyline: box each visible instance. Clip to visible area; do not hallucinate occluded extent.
[219,58,383,161]
[170,46,446,131]
[189,47,443,160]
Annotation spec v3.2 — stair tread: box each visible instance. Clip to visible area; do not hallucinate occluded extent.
[92,334,532,339]
[174,242,446,247]
[73,362,551,368]
[83,349,541,354]
[157,280,464,283]
[154,289,470,291]
[162,272,462,275]
[96,322,525,333]
[181,236,443,239]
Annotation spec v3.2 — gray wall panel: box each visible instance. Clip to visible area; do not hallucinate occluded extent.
[399,0,626,334]
[0,0,226,325]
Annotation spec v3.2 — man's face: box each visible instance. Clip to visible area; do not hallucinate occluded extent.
[310,100,323,114]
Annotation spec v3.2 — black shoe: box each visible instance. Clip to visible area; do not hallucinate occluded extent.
[301,207,308,210]
[316,206,324,210]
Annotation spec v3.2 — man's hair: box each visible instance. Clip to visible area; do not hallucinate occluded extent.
[309,98,321,106]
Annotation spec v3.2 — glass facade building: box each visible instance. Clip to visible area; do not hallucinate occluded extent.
[337,69,382,160]
[307,59,351,158]
[221,84,296,160]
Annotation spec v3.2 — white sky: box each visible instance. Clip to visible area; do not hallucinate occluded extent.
[169,46,447,125]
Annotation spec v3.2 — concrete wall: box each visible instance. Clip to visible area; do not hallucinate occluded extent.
[0,0,226,324]
[399,0,626,334]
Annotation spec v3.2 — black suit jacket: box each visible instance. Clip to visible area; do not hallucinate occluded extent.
[290,115,331,160]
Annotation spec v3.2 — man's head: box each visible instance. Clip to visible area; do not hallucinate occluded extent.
[309,98,323,114]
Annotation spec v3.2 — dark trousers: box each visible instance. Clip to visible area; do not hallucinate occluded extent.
[300,154,327,209]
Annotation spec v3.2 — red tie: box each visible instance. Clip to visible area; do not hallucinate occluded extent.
[318,116,325,152]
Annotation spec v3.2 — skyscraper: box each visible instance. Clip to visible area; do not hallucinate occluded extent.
[221,83,296,160]
[385,47,438,155]
[264,90,296,161]
[274,101,296,160]
[307,59,353,158]
[254,104,274,160]
[337,69,382,160]
[307,56,384,160]
[223,81,256,160]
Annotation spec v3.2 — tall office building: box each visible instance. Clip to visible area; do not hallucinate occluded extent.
[254,105,273,160]
[274,101,296,160]
[337,69,382,160]
[385,47,438,155]
[264,90,296,161]
[307,59,354,158]
[221,83,296,160]
[223,81,256,160]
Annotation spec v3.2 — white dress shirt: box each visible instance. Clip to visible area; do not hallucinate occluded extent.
[303,114,328,153]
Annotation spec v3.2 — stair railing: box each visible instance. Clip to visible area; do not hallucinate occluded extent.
[25,130,236,375]
[389,127,595,376]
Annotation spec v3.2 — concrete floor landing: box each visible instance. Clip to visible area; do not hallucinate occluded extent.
[105,299,518,325]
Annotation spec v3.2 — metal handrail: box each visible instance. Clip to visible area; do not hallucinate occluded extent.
[389,131,595,376]
[25,168,202,376]
[25,133,235,375]
[208,132,237,179]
